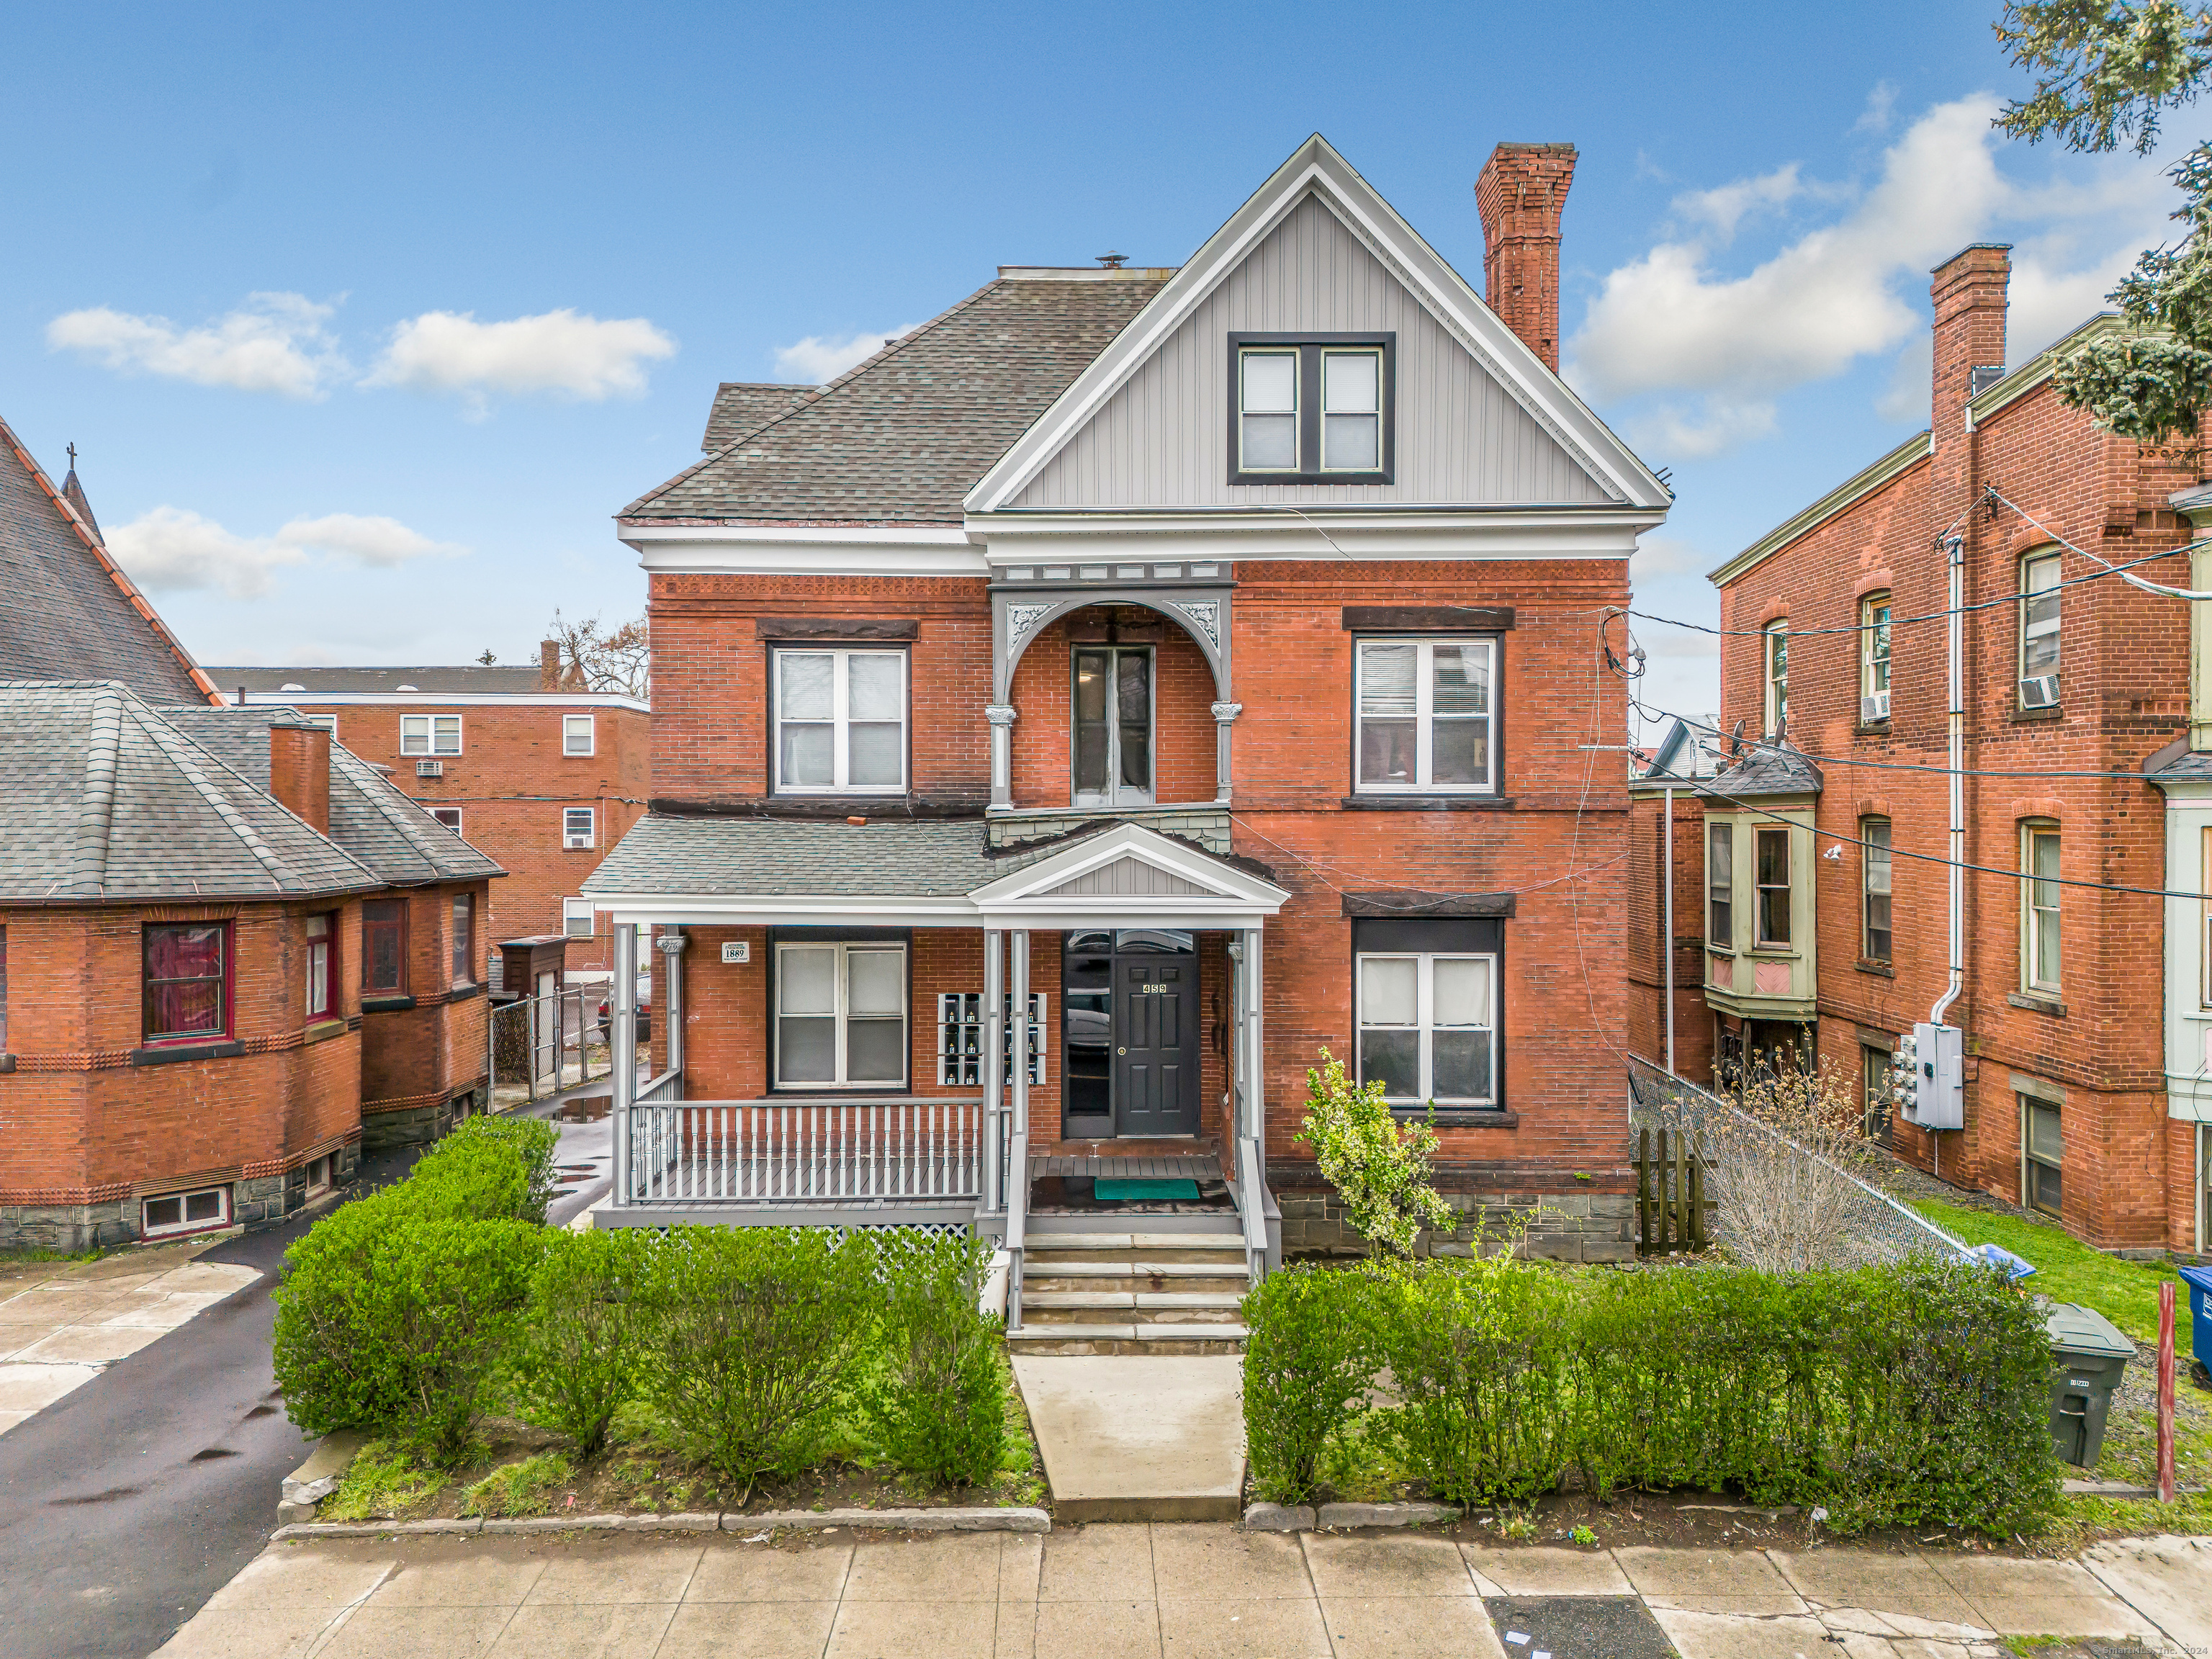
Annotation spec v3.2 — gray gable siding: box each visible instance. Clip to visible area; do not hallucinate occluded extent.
[1012,192,1614,511]
[1045,857,1213,897]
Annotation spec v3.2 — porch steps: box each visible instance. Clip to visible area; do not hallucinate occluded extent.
[1008,1228,1249,1356]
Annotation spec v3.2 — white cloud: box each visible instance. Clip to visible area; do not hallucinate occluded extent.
[366,309,675,406]
[45,292,347,399]
[1570,94,2180,458]
[772,324,921,384]
[1629,535,1709,583]
[1853,81,1899,137]
[107,507,463,598]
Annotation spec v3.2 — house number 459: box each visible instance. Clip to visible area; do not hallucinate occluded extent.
[1141,983,1168,993]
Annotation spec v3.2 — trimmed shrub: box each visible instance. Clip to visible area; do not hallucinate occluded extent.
[274,1207,543,1464]
[859,1231,1006,1487]
[1244,1253,2063,1537]
[408,1116,561,1223]
[1241,1264,1380,1503]
[510,1226,655,1458]
[638,1226,877,1497]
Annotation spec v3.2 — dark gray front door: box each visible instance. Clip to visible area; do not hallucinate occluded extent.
[1112,956,1200,1136]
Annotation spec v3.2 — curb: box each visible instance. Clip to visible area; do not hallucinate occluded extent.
[1240,1501,1460,1532]
[274,1506,1053,1541]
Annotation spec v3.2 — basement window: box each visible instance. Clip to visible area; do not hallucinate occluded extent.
[2022,1097,2062,1215]
[143,1186,229,1238]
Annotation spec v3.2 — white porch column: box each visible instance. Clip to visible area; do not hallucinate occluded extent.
[1211,702,1242,806]
[611,921,637,1205]
[983,928,1005,1215]
[986,704,1018,810]
[656,930,688,1085]
[1239,927,1264,1143]
[1008,929,1030,1328]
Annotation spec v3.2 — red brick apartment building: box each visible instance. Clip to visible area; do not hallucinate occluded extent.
[582,135,1675,1308]
[1629,244,2212,1255]
[0,423,499,1248]
[209,658,649,988]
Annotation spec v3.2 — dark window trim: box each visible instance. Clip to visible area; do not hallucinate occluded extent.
[1343,606,1514,632]
[361,897,408,996]
[141,920,235,1047]
[765,641,914,801]
[1349,916,1508,1115]
[361,993,418,1013]
[1348,630,1506,801]
[765,926,915,1097]
[451,891,475,989]
[1226,332,1395,485]
[755,617,919,642]
[1341,891,1517,918]
[130,1039,245,1066]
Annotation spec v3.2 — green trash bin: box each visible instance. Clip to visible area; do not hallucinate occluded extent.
[2043,1302,2133,1467]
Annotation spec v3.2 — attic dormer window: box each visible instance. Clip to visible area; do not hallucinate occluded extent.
[1229,334,1393,484]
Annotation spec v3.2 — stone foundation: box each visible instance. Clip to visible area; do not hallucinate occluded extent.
[0,1140,365,1253]
[361,1084,485,1152]
[1276,1187,1637,1264]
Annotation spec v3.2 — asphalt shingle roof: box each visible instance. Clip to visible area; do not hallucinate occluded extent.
[701,383,822,452]
[0,682,382,904]
[204,665,552,696]
[624,274,1169,525]
[158,704,505,888]
[0,420,207,704]
[1706,743,1824,800]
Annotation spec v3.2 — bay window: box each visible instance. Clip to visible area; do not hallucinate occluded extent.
[306,912,334,1019]
[774,939,908,1088]
[363,899,406,994]
[773,648,907,794]
[1354,638,1496,793]
[1754,825,1792,947]
[451,894,474,988]
[1707,822,1733,946]
[144,923,230,1043]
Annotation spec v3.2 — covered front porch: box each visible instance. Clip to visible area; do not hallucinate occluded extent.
[582,816,1289,1323]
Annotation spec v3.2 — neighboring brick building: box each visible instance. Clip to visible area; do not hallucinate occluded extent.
[585,135,1676,1297]
[208,658,649,989]
[1638,245,2211,1254]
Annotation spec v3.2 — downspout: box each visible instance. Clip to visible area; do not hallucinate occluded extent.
[1928,531,1966,1177]
[1663,783,1676,1074]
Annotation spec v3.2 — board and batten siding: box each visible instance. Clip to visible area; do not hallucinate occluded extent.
[1013,192,1615,511]
[1045,858,1213,898]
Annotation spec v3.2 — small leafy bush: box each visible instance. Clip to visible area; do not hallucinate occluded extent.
[859,1231,1006,1487]
[409,1116,561,1223]
[511,1227,655,1457]
[320,1439,436,1521]
[1295,1049,1454,1256]
[638,1226,877,1498]
[1242,1264,1379,1503]
[461,1452,574,1517]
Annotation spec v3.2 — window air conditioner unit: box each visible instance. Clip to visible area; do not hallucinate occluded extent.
[415,760,444,778]
[1860,691,1889,723]
[2019,675,2060,710]
[564,830,593,850]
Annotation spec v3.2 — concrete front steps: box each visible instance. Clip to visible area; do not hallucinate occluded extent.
[1005,1230,1249,1356]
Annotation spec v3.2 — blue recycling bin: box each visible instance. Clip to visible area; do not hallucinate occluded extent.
[2182,1263,2212,1374]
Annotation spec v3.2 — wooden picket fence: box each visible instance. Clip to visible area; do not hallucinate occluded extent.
[1636,1125,1714,1256]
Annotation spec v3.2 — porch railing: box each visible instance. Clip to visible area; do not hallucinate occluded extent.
[629,1097,986,1205]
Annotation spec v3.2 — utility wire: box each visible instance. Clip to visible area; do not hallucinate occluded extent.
[1987,487,2212,602]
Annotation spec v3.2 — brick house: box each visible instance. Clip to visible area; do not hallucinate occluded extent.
[583,135,1673,1325]
[1643,244,2211,1254]
[208,658,649,989]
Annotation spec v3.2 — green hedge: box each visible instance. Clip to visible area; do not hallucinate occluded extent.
[1242,1254,2062,1536]
[274,1126,1010,1486]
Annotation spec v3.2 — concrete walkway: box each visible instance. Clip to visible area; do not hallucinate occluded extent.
[1011,1356,1245,1521]
[149,1524,2212,1659]
[0,1249,261,1435]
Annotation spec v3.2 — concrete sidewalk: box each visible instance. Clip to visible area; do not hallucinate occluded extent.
[150,1523,2211,1659]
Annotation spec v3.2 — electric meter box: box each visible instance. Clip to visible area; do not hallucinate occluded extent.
[1906,1021,1964,1129]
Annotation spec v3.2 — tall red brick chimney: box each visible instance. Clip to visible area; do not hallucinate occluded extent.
[1475,142,1578,372]
[1928,244,2010,521]
[269,721,331,836]
[540,639,563,690]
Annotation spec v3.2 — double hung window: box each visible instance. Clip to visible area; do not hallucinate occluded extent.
[363,900,407,994]
[1861,818,1892,963]
[1763,624,1789,737]
[562,898,595,940]
[400,714,461,755]
[144,923,230,1043]
[1230,336,1393,482]
[1706,822,1733,946]
[305,912,334,1019]
[2023,824,2062,994]
[2020,550,2062,705]
[774,940,907,1087]
[1754,827,1792,947]
[1354,638,1496,793]
[451,894,473,987]
[562,714,595,756]
[1355,951,1497,1106]
[1073,647,1153,807]
[1860,593,1891,720]
[774,648,906,793]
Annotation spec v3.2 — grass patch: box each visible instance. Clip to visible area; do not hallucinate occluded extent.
[460,1452,574,1518]
[0,1244,107,1265]
[320,1440,439,1521]
[1909,1199,2195,1359]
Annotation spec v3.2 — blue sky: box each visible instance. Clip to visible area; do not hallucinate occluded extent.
[1,1,2185,731]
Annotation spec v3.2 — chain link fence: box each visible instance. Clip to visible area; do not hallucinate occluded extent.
[490,986,613,1110]
[1627,1053,1971,1267]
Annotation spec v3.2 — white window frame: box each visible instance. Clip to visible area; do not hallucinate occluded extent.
[1354,950,1498,1107]
[1237,346,1301,473]
[400,714,462,756]
[1859,593,1891,718]
[1319,347,1384,473]
[2023,822,2062,994]
[563,807,595,849]
[771,647,908,796]
[302,714,337,734]
[428,806,463,835]
[142,1185,230,1238]
[562,714,595,757]
[773,940,909,1089]
[2202,826,2212,1009]
[2020,549,2062,700]
[1352,637,1498,795]
[1753,824,1793,948]
[1763,623,1789,738]
[562,898,595,940]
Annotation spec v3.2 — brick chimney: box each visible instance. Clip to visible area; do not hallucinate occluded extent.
[1475,143,1578,372]
[540,639,562,691]
[1928,244,2010,521]
[269,721,331,835]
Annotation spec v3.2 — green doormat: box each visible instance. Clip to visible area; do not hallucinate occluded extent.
[1094,1177,1200,1202]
